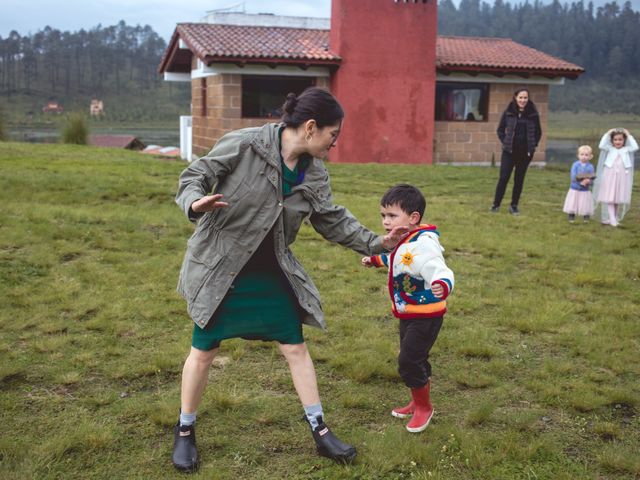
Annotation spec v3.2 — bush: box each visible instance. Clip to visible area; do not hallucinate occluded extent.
[61,113,89,145]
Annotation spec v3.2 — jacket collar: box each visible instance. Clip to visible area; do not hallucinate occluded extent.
[249,123,282,169]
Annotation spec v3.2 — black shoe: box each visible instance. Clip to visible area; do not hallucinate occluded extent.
[508,205,520,215]
[490,205,499,213]
[568,214,576,223]
[172,422,199,473]
[309,417,357,464]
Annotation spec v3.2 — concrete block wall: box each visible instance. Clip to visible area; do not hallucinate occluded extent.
[434,83,549,165]
[191,74,329,156]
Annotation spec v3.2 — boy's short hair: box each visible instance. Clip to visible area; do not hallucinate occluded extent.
[577,145,593,156]
[380,184,426,220]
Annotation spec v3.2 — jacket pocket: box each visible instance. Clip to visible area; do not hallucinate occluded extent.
[291,266,321,302]
[188,225,225,267]
[178,251,222,302]
[212,179,252,229]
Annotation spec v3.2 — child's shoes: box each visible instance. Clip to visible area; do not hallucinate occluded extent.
[391,400,415,418]
[405,382,434,433]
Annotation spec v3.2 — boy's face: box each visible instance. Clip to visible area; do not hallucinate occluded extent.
[380,204,420,233]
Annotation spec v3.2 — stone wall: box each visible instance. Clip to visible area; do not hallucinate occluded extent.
[434,83,549,165]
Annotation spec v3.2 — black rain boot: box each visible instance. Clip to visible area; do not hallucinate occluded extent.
[309,416,357,464]
[172,422,199,473]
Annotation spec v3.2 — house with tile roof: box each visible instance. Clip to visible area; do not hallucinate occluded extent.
[159,0,584,164]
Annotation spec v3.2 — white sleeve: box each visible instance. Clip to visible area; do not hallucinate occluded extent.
[418,236,455,292]
[599,132,611,150]
[625,134,639,153]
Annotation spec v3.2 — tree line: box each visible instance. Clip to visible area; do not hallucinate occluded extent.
[1,3,639,115]
[438,0,640,112]
[439,0,639,81]
[0,21,166,98]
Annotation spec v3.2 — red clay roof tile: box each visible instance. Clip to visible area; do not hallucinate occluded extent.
[160,24,583,77]
[436,36,584,75]
[176,23,340,64]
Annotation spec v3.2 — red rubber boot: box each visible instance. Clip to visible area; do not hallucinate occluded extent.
[391,397,414,418]
[406,381,434,433]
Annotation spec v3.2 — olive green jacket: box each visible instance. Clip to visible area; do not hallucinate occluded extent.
[176,123,384,329]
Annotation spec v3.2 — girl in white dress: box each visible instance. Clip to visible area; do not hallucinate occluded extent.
[593,128,637,227]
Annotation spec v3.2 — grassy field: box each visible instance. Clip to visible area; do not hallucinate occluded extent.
[547,111,640,141]
[0,142,638,479]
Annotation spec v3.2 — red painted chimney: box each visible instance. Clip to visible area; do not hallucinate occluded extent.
[329,0,437,164]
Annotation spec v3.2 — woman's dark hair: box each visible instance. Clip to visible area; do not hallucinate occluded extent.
[281,87,344,128]
[380,184,426,221]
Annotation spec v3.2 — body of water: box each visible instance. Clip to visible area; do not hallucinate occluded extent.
[8,127,180,147]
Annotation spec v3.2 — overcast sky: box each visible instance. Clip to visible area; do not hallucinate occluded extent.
[3,0,640,42]
[0,0,332,41]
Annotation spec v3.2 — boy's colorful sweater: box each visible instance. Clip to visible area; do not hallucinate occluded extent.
[367,224,454,319]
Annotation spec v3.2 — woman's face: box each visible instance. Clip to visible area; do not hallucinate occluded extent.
[514,91,529,111]
[307,120,342,158]
[612,133,626,149]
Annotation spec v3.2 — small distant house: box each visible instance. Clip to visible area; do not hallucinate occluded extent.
[90,135,145,150]
[159,0,584,164]
[90,99,104,116]
[42,101,64,114]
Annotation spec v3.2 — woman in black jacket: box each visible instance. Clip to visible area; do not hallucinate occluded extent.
[491,88,542,215]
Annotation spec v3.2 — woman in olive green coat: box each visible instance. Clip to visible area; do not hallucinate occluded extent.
[172,87,407,472]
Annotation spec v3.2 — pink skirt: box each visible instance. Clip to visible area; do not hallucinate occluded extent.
[597,156,631,204]
[563,189,594,216]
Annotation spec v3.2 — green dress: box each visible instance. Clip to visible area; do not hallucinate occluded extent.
[191,154,309,351]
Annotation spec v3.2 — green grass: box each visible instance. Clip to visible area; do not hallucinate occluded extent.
[548,111,640,140]
[1,142,639,479]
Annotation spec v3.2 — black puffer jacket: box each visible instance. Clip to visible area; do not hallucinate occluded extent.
[497,101,542,155]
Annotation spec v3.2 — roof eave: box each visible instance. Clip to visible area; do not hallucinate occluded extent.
[437,65,585,80]
[203,55,342,70]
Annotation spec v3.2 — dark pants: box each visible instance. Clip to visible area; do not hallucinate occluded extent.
[493,147,532,208]
[398,317,443,389]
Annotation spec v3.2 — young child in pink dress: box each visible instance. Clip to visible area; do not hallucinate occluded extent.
[593,128,638,227]
[562,145,595,223]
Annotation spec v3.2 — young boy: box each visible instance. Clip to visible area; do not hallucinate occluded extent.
[362,184,454,433]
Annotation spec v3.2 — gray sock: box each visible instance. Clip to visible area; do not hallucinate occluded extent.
[304,403,323,430]
[179,411,196,426]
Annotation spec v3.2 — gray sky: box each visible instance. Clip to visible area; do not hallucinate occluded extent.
[3,0,640,42]
[0,0,332,41]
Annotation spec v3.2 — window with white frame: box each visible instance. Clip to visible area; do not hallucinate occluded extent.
[435,82,489,122]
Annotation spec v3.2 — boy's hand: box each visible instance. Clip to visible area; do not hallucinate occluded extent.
[361,257,373,267]
[431,283,444,298]
[381,226,410,250]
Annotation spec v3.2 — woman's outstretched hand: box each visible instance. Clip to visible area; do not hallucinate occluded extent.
[191,194,229,213]
[381,226,410,250]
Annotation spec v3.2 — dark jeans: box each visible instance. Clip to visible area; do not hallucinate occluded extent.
[398,317,443,389]
[493,147,532,208]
